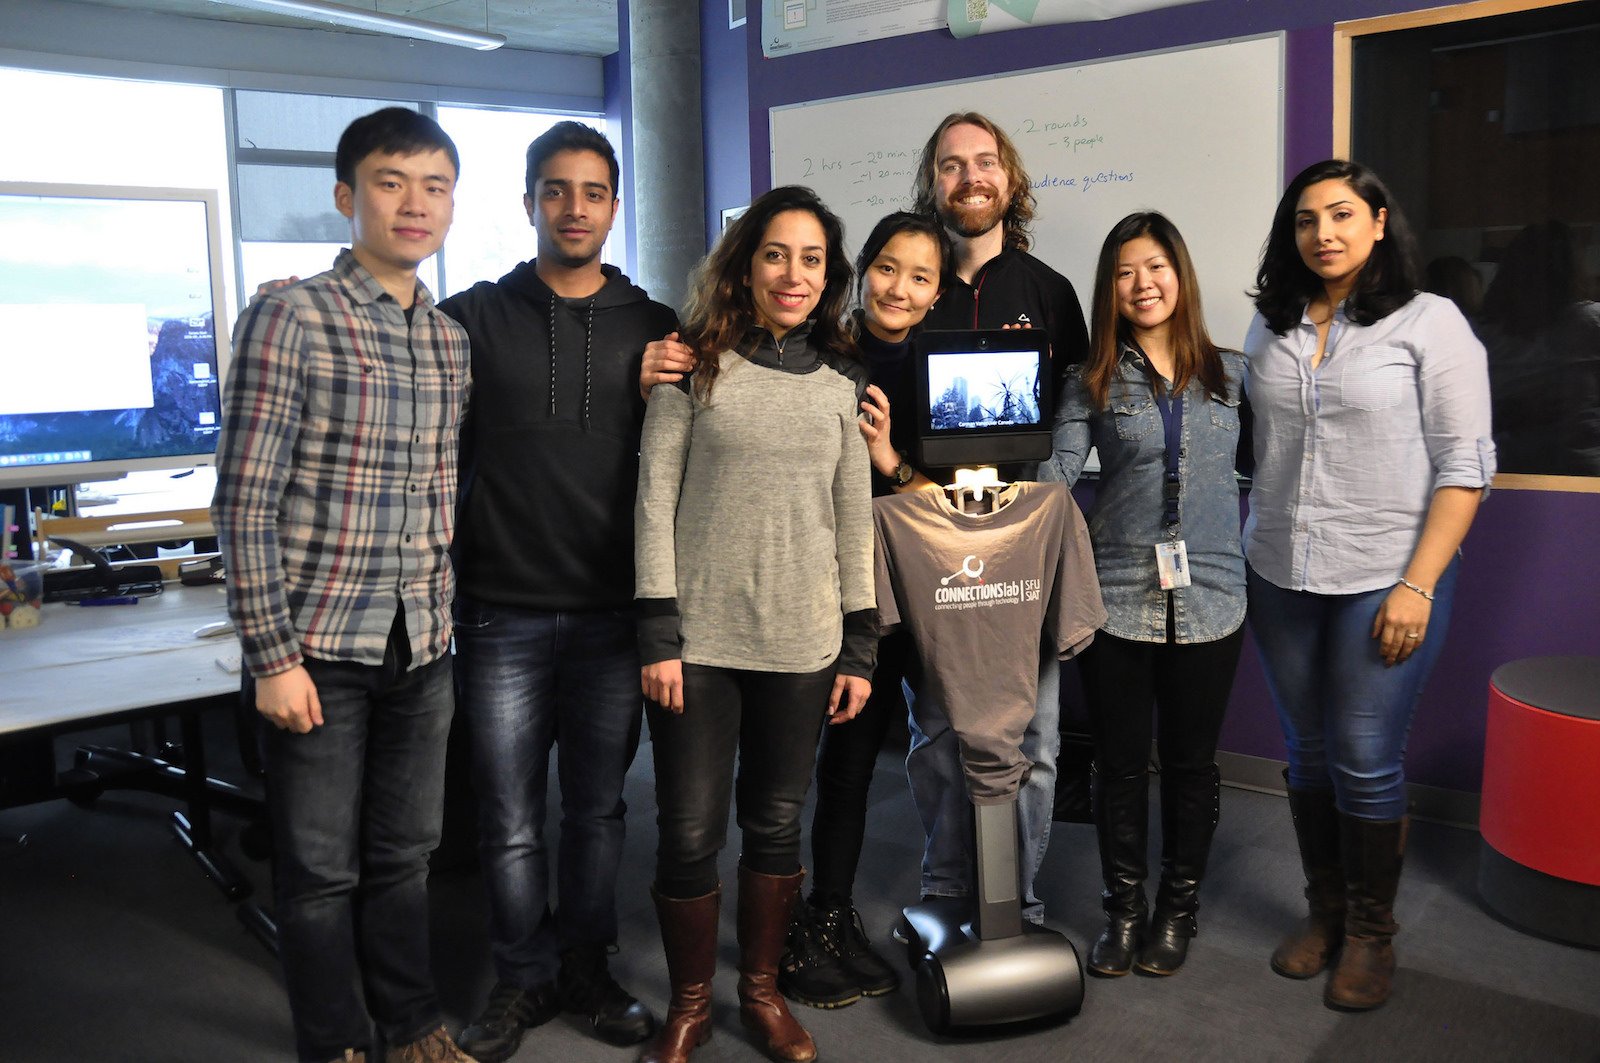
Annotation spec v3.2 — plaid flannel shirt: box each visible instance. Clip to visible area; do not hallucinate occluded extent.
[213,249,470,677]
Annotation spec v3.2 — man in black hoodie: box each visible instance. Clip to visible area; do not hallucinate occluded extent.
[441,122,677,1063]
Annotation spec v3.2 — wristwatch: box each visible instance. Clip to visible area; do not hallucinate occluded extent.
[892,456,916,487]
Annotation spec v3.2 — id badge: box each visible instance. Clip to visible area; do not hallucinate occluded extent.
[1156,540,1191,590]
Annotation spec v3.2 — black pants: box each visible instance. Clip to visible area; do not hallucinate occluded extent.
[807,630,916,906]
[1075,627,1245,778]
[648,661,835,899]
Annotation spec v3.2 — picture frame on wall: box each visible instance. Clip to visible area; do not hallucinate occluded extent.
[730,0,746,29]
[721,204,748,230]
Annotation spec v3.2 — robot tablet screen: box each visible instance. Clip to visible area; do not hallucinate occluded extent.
[914,329,1052,467]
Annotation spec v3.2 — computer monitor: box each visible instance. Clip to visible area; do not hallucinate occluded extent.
[0,182,232,491]
[915,329,1052,468]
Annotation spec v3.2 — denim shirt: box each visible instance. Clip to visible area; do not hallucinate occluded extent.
[1039,346,1246,643]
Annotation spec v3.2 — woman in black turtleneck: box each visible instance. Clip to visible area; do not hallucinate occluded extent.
[779,211,954,1009]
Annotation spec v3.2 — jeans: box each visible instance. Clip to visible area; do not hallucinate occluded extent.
[1075,627,1245,778]
[808,629,911,906]
[261,631,453,1062]
[1246,560,1459,821]
[648,662,835,899]
[452,599,643,988]
[905,638,1061,923]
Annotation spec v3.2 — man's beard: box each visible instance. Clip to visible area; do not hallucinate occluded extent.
[939,185,1008,239]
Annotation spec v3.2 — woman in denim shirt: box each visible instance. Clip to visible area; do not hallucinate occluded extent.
[1246,160,1493,1012]
[1041,212,1247,978]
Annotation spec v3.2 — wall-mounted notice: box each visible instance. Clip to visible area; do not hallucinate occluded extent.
[948,0,1209,38]
[762,0,944,59]
[770,35,1283,349]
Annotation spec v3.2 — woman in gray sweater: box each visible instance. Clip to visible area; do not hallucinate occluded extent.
[633,185,875,1063]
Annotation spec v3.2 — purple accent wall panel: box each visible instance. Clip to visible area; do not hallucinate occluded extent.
[701,0,752,250]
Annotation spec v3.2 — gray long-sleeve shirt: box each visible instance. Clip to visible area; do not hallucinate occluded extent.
[635,337,875,673]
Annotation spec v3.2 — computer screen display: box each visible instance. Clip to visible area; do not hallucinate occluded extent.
[0,183,231,489]
[925,349,1043,430]
[915,330,1052,467]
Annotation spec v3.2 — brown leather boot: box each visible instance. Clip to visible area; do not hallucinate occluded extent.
[638,886,720,1063]
[1271,786,1345,979]
[1325,816,1407,1011]
[736,866,816,1063]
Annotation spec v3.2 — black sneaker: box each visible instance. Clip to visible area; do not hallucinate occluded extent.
[778,903,862,1008]
[558,945,656,1046]
[817,903,901,997]
[457,981,559,1063]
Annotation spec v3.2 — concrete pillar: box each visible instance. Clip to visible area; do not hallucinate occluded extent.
[627,0,706,313]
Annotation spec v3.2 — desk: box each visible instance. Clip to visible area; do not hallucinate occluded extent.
[3,584,258,900]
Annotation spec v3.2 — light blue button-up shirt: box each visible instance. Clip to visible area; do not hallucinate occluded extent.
[1242,292,1496,596]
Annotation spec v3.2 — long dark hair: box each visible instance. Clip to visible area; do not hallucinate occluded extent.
[680,185,856,400]
[1252,159,1420,335]
[911,112,1037,253]
[853,210,952,309]
[1084,212,1224,410]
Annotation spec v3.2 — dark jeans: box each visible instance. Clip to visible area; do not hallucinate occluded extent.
[1075,626,1245,778]
[1247,560,1459,820]
[808,630,912,906]
[648,661,835,899]
[261,632,453,1062]
[452,599,643,987]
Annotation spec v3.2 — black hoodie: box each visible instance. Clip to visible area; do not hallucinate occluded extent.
[441,261,678,611]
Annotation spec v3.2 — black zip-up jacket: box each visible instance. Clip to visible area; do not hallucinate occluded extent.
[923,248,1089,402]
[441,261,678,611]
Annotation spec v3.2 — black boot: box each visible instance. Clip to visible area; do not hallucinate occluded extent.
[1270,785,1344,979]
[1137,764,1220,976]
[1325,816,1407,1011]
[814,901,899,997]
[1087,768,1149,977]
[559,943,656,1046]
[776,901,860,1009]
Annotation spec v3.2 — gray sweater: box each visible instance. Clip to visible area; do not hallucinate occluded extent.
[635,328,875,675]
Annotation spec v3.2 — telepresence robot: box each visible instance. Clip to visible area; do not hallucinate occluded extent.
[893,329,1086,1035]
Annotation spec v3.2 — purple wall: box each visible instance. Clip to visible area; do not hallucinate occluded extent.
[659,0,1600,793]
[701,0,751,250]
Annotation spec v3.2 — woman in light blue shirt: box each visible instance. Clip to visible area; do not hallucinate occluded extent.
[1042,212,1248,978]
[1245,160,1494,1012]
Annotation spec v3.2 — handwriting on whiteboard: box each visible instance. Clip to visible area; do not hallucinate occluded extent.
[795,114,1132,210]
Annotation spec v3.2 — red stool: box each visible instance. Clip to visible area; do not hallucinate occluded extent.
[1478,656,1600,948]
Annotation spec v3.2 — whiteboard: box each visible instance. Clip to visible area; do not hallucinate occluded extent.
[770,34,1283,350]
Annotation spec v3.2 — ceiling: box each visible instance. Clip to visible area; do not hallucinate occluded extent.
[70,0,620,56]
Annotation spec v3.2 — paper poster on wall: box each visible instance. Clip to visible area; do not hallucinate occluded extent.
[762,0,944,58]
[948,0,1208,38]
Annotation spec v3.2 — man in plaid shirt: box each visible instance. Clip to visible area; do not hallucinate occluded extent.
[212,107,475,1063]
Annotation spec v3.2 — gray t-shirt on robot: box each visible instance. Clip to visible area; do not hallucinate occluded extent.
[872,481,1106,804]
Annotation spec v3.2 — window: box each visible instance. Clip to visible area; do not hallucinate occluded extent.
[1,67,610,518]
[1343,0,1600,486]
[230,92,611,302]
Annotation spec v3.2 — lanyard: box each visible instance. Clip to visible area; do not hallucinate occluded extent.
[1152,381,1183,529]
